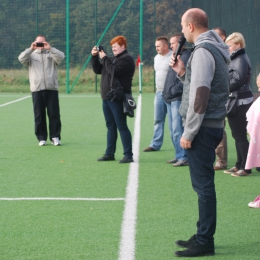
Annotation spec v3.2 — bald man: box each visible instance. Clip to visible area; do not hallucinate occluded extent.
[170,8,230,257]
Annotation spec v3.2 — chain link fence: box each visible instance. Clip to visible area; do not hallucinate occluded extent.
[192,0,260,94]
[0,0,190,93]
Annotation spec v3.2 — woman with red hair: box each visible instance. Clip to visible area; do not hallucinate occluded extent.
[91,36,135,163]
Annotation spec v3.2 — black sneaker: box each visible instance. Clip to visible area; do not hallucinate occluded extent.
[175,240,215,257]
[119,157,134,163]
[97,154,115,161]
[175,234,196,248]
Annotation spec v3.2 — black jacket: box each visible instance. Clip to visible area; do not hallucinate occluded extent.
[163,49,191,103]
[91,50,135,99]
[229,48,253,99]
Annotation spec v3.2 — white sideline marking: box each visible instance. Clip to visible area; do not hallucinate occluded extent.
[118,95,142,260]
[0,197,124,201]
[0,96,30,107]
[1,93,141,260]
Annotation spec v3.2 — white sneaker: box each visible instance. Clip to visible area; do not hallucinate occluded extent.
[39,140,46,146]
[51,137,61,146]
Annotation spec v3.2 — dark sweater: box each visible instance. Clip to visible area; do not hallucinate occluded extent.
[91,50,135,99]
[163,49,191,103]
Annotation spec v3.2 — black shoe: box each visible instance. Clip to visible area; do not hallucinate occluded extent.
[256,167,260,172]
[175,234,196,248]
[174,240,215,257]
[143,146,157,152]
[119,156,134,163]
[97,154,115,161]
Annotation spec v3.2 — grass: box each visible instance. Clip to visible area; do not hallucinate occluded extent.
[0,93,259,260]
[0,67,155,93]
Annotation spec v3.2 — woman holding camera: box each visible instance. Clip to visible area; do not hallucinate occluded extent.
[91,35,135,163]
[224,32,253,176]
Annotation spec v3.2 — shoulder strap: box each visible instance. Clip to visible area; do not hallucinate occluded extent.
[110,65,115,89]
[110,52,128,89]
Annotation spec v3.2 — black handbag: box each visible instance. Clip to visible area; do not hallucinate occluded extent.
[123,93,136,118]
[226,91,238,117]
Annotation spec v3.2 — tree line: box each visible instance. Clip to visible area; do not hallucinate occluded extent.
[0,0,190,69]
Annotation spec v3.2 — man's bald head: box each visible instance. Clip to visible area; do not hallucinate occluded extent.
[183,8,208,29]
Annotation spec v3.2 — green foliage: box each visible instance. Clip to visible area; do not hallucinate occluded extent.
[0,0,190,69]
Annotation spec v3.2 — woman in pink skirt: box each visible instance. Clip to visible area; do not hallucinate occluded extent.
[246,74,260,208]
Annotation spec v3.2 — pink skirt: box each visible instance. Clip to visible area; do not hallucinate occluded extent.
[245,97,260,169]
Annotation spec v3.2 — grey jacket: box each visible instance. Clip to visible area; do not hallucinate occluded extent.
[18,47,65,92]
[179,30,230,141]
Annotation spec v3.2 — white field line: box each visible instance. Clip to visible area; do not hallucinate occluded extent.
[1,93,141,260]
[118,94,142,260]
[0,95,31,107]
[0,197,124,201]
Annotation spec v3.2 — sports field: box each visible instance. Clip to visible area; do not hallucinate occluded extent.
[0,92,259,260]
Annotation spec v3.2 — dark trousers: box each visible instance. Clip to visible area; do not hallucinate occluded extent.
[32,90,61,141]
[102,99,133,158]
[187,127,223,245]
[228,103,252,170]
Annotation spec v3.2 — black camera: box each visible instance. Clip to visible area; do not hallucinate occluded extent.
[36,42,44,47]
[97,45,104,52]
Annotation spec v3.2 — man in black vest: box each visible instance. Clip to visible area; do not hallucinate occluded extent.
[170,8,230,257]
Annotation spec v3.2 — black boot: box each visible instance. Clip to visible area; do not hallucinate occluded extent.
[175,240,215,257]
[119,156,134,163]
[97,154,115,161]
[175,234,196,248]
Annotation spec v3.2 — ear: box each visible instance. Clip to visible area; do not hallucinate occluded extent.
[221,35,226,41]
[188,22,195,32]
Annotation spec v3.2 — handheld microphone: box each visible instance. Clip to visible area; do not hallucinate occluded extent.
[174,35,186,62]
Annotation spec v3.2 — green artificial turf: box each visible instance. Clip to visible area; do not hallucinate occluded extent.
[0,93,259,260]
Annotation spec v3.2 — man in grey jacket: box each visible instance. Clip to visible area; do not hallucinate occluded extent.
[18,35,65,146]
[170,8,230,257]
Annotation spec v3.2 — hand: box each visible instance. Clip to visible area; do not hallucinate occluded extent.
[43,41,51,50]
[91,46,99,56]
[180,136,192,149]
[169,54,186,76]
[30,41,37,51]
[98,50,106,59]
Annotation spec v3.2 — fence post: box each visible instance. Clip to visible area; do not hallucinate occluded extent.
[66,0,70,93]
[139,0,143,94]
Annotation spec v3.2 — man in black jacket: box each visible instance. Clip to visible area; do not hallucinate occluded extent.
[163,33,191,166]
[212,27,228,171]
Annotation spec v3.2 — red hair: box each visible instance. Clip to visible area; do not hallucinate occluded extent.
[110,35,127,48]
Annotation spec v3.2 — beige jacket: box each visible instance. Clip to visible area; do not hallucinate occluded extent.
[18,47,65,92]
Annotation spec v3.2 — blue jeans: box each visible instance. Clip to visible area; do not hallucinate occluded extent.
[149,91,167,150]
[166,100,187,161]
[186,127,223,245]
[102,100,133,158]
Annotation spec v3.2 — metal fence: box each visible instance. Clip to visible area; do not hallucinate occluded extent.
[0,0,190,93]
[192,0,260,93]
